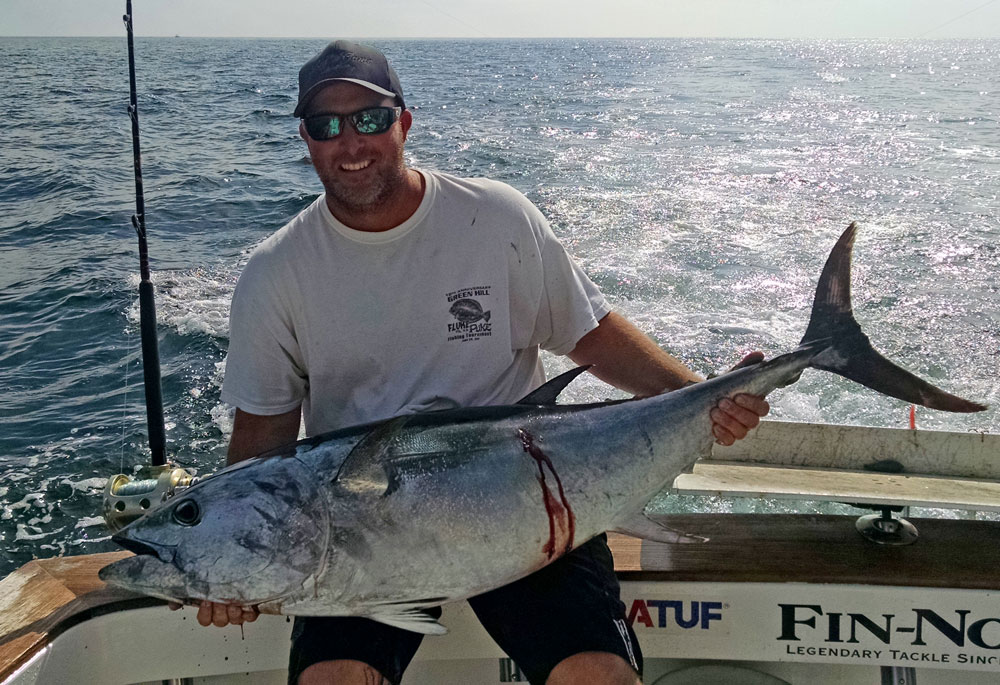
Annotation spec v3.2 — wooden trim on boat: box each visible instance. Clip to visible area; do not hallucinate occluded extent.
[612,514,1000,588]
[3,514,1000,681]
[0,551,155,682]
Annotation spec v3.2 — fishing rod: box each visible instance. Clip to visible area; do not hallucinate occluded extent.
[124,0,166,468]
[103,1,195,532]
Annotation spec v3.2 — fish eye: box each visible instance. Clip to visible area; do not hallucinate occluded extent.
[172,499,201,526]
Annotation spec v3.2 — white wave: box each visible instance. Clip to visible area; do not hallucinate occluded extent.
[62,476,108,492]
[16,523,65,542]
[127,265,239,339]
[74,516,107,529]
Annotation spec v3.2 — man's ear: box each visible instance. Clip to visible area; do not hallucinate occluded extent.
[400,109,412,141]
[299,120,308,141]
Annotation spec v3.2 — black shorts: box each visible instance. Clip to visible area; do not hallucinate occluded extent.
[287,534,642,684]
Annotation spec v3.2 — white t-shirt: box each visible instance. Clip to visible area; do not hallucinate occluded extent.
[221,169,610,436]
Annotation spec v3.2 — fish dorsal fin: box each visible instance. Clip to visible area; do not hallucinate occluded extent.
[368,601,448,635]
[334,415,409,496]
[517,365,592,405]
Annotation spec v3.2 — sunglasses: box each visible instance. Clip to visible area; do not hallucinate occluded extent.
[303,106,402,141]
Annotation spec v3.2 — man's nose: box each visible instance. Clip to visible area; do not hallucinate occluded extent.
[337,125,366,153]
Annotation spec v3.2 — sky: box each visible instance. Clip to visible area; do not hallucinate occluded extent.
[2,0,999,39]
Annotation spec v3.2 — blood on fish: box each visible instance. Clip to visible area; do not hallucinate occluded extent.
[517,428,575,559]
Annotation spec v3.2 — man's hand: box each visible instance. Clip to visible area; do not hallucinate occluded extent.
[168,600,259,627]
[711,394,769,446]
[709,351,769,446]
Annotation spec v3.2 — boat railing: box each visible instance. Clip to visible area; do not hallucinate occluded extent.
[674,419,1000,515]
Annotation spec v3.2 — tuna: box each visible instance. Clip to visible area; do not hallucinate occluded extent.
[100,223,985,634]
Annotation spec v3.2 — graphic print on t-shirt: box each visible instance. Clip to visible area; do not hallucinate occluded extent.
[446,286,494,343]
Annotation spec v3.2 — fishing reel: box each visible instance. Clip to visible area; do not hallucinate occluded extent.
[102,464,197,532]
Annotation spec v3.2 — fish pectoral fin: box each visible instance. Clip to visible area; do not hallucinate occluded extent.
[612,515,709,544]
[368,604,448,635]
[335,416,410,496]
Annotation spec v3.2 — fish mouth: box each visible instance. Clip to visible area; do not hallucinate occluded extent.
[98,551,185,603]
[112,532,176,564]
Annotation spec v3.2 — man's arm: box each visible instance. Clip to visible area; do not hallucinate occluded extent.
[568,311,700,395]
[568,311,769,446]
[227,406,302,465]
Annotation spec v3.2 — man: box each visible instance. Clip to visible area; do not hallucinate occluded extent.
[211,41,769,685]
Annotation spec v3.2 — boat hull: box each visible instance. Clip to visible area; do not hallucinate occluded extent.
[6,514,1000,684]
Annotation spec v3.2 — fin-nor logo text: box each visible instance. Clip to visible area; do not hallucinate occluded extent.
[446,287,493,342]
[778,603,1000,666]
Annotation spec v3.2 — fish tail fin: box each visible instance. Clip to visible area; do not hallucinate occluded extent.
[800,222,985,413]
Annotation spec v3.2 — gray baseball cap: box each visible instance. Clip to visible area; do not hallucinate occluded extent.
[294,40,405,117]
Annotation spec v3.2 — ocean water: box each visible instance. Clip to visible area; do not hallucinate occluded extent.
[0,37,998,578]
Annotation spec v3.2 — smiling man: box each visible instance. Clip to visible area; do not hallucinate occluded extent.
[213,41,768,685]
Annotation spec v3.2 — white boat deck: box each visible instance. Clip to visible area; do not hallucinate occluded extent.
[675,420,1000,511]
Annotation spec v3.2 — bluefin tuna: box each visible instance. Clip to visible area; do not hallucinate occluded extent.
[100,223,985,634]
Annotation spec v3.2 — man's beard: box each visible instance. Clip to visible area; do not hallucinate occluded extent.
[318,152,408,216]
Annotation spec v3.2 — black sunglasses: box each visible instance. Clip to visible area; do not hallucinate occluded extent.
[303,106,402,141]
